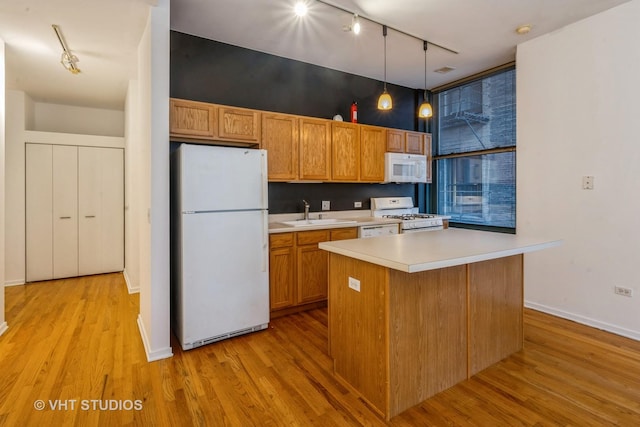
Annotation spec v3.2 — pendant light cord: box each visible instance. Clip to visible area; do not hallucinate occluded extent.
[423,40,428,99]
[383,25,388,91]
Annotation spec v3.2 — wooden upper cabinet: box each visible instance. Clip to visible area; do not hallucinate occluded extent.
[331,122,360,181]
[386,129,405,153]
[299,118,332,180]
[262,113,299,181]
[360,125,386,182]
[217,106,261,143]
[170,99,217,139]
[405,131,426,155]
[425,133,433,183]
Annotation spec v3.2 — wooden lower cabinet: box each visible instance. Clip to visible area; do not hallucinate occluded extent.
[269,227,358,318]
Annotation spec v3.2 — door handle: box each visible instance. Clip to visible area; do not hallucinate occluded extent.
[59,216,71,219]
[85,215,96,218]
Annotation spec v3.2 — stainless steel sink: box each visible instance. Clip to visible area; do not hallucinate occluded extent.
[281,219,357,227]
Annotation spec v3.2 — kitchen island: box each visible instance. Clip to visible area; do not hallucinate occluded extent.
[318,229,560,420]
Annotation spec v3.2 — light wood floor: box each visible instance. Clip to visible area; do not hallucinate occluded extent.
[1,273,639,426]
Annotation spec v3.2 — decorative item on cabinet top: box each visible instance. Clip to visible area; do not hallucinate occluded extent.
[170,98,431,183]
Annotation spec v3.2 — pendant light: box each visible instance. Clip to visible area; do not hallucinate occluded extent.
[377,25,392,110]
[418,41,433,118]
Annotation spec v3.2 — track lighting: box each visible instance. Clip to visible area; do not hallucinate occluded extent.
[377,25,392,110]
[351,14,361,34]
[52,24,80,75]
[418,41,433,118]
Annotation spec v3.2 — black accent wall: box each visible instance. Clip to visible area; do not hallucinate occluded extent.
[170,31,429,213]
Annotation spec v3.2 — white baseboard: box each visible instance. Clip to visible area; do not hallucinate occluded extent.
[136,314,173,362]
[0,321,8,337]
[525,301,640,341]
[123,270,140,294]
[4,279,25,287]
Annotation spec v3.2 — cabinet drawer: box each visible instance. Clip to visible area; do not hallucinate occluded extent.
[270,233,294,248]
[330,227,358,241]
[297,230,330,245]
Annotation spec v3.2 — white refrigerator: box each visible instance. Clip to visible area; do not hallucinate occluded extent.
[171,144,269,350]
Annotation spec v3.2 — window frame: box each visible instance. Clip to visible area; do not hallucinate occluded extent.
[430,65,516,233]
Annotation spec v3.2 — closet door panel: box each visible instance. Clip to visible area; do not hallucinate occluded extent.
[26,144,54,282]
[100,148,124,272]
[79,147,124,275]
[78,147,102,275]
[52,145,79,279]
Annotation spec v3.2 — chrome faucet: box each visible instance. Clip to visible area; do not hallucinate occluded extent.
[302,199,310,221]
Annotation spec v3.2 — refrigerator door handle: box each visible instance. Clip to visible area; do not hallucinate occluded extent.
[262,210,269,273]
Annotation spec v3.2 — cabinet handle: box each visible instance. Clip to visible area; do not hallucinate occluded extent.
[85,215,96,218]
[59,216,71,219]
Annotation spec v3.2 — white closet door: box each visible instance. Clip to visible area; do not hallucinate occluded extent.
[26,144,54,282]
[52,145,79,279]
[100,148,124,273]
[78,147,101,275]
[78,147,124,275]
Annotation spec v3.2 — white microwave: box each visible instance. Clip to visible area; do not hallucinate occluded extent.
[384,152,428,183]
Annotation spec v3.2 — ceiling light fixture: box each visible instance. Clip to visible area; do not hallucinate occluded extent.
[515,24,532,35]
[418,41,433,118]
[351,14,361,35]
[52,24,80,75]
[377,25,392,110]
[294,1,308,17]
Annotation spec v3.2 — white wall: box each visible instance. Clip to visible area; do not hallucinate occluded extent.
[135,0,172,362]
[124,80,141,294]
[4,91,124,286]
[1,38,7,335]
[517,0,640,340]
[32,103,124,137]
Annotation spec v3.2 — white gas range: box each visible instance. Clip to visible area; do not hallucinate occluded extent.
[371,197,445,233]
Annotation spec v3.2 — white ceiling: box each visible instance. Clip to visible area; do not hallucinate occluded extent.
[0,0,632,110]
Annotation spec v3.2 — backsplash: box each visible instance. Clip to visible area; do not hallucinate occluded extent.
[268,182,416,214]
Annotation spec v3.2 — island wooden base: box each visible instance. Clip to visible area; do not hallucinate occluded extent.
[327,253,523,420]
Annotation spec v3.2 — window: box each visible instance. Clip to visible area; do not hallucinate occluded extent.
[434,68,516,230]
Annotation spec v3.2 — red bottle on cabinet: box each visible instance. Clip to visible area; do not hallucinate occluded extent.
[350,101,358,123]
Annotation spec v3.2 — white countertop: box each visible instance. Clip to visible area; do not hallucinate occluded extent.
[268,213,401,233]
[318,228,561,273]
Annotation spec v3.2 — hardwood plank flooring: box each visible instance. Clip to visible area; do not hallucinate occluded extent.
[0,273,639,425]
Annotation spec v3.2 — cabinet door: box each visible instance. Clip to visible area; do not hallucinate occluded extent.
[78,147,124,276]
[26,144,54,282]
[53,145,79,279]
[425,133,433,183]
[405,131,426,155]
[386,129,405,152]
[170,98,217,139]
[299,118,332,180]
[331,122,360,181]
[360,125,386,182]
[218,106,261,143]
[269,245,296,310]
[262,113,299,181]
[297,245,328,304]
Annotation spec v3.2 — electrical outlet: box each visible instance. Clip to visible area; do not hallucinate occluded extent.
[348,277,361,292]
[614,286,633,297]
[354,201,362,208]
[322,200,330,211]
[582,176,594,190]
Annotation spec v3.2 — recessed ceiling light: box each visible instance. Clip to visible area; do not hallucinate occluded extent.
[294,1,308,17]
[516,24,532,35]
[435,66,456,74]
